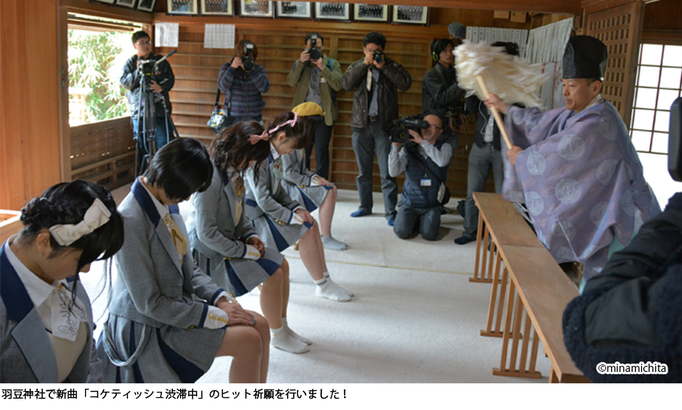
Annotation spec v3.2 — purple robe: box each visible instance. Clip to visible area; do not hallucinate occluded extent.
[502,100,660,282]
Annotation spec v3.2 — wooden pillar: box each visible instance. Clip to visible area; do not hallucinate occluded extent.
[0,0,62,210]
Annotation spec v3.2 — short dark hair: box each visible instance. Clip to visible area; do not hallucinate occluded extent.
[431,38,454,57]
[19,180,124,271]
[364,32,386,49]
[132,30,150,44]
[305,32,324,45]
[144,138,213,201]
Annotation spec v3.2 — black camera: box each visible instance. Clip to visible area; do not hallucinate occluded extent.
[373,50,383,64]
[138,59,156,86]
[391,115,430,144]
[242,42,255,71]
[308,34,321,61]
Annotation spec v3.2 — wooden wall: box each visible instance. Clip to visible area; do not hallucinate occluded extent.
[157,11,538,197]
[642,0,682,44]
[0,0,61,211]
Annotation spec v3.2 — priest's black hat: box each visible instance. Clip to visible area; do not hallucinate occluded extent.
[562,36,608,81]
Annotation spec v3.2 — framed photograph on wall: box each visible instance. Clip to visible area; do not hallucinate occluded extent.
[393,6,429,25]
[167,0,197,14]
[353,4,389,22]
[315,2,349,20]
[137,0,156,12]
[201,0,233,15]
[116,0,137,8]
[276,2,311,19]
[240,0,274,17]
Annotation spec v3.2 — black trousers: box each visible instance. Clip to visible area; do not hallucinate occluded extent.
[304,122,334,180]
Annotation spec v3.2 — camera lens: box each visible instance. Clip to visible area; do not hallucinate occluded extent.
[373,50,383,64]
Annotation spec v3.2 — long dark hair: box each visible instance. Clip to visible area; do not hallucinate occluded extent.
[210,121,271,187]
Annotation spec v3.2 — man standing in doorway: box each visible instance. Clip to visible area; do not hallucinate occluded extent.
[120,30,175,154]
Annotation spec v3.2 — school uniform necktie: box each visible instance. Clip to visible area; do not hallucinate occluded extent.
[234,175,244,223]
[163,214,187,257]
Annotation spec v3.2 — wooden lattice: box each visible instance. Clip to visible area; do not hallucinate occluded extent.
[585,1,645,127]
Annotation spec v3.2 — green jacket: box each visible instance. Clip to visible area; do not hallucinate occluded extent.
[286,54,343,126]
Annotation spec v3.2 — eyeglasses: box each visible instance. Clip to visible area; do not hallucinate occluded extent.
[135,40,152,46]
[428,124,442,130]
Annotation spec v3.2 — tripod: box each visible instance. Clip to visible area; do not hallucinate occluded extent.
[133,50,177,176]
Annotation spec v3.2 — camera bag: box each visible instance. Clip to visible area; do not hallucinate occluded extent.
[207,88,236,134]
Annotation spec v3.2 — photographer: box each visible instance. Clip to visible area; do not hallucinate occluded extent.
[422,38,465,151]
[286,33,343,179]
[120,30,175,152]
[388,113,453,241]
[218,40,270,124]
[341,32,412,226]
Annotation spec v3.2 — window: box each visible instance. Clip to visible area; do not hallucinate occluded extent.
[629,43,682,204]
[630,44,682,154]
[68,15,142,126]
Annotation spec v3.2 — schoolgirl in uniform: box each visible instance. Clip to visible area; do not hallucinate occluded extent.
[280,102,347,251]
[0,180,124,382]
[99,138,270,383]
[188,121,311,354]
[244,111,354,302]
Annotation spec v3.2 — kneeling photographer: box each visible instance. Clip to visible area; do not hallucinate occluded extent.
[388,112,453,241]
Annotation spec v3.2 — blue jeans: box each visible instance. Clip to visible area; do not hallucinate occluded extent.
[351,120,397,219]
[132,116,173,153]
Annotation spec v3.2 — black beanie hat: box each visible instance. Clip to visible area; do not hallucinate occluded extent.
[563,36,608,81]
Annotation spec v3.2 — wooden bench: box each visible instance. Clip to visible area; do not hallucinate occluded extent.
[469,193,588,383]
[472,192,543,338]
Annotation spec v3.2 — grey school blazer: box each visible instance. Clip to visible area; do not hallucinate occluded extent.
[0,244,94,383]
[189,165,259,261]
[108,178,225,329]
[244,157,301,225]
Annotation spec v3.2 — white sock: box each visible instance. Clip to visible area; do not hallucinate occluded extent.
[324,272,354,297]
[271,326,310,354]
[321,235,348,250]
[315,276,352,302]
[282,318,312,345]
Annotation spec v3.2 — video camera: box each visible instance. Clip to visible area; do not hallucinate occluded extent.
[242,42,255,71]
[137,49,176,87]
[308,34,321,61]
[391,115,430,144]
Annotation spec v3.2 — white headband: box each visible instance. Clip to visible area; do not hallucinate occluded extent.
[49,198,112,247]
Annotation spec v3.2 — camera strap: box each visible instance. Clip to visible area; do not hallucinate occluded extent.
[214,86,232,116]
[407,144,446,186]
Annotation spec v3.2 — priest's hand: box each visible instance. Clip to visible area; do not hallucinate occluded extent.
[484,93,510,114]
[507,145,522,165]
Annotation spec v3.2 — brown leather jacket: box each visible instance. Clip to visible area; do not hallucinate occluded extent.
[341,56,411,133]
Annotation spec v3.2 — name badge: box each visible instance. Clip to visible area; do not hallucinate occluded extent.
[421,179,432,187]
[320,78,326,83]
